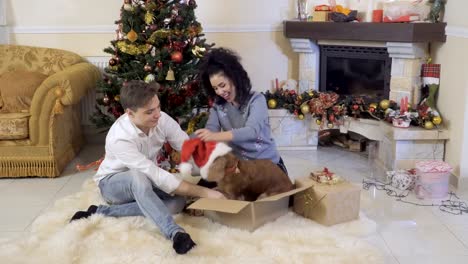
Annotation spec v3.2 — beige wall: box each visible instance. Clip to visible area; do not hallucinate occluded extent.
[6,0,298,92]
[431,0,468,180]
[5,0,468,179]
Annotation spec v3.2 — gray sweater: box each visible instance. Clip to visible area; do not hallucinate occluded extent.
[205,92,280,163]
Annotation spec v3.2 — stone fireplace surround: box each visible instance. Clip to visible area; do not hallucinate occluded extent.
[269,22,450,176]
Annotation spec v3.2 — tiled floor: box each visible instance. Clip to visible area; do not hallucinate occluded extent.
[1,143,468,263]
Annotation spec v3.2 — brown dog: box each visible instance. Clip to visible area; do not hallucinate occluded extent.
[206,152,294,201]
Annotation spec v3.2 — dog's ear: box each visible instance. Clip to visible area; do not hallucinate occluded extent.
[224,153,238,167]
[207,156,227,182]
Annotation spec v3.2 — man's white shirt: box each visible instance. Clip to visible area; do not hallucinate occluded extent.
[94,112,189,194]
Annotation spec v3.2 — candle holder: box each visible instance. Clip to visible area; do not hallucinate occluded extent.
[297,0,308,21]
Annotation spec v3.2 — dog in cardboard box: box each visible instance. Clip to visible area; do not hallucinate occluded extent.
[180,139,294,201]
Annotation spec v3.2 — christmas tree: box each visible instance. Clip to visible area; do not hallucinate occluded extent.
[91,0,212,129]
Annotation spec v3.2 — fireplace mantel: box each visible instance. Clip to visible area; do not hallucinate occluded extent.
[283,21,446,43]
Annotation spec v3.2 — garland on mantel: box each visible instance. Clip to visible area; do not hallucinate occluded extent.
[262,88,443,130]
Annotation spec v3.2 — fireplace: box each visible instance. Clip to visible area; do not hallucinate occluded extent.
[320,45,391,101]
[276,21,449,172]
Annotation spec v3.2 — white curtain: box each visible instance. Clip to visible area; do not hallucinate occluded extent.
[0,0,9,44]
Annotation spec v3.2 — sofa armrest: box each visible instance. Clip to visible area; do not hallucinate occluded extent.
[31,62,101,108]
[29,62,101,145]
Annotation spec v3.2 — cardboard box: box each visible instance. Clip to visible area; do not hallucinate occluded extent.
[188,186,311,231]
[293,177,361,226]
[312,11,330,22]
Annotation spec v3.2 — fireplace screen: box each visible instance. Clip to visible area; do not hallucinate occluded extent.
[320,45,391,100]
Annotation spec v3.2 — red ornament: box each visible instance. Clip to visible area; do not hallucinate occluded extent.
[329,114,335,122]
[289,90,296,95]
[352,104,359,110]
[156,61,163,68]
[109,58,118,66]
[144,63,152,72]
[175,16,184,24]
[188,0,196,7]
[171,51,183,63]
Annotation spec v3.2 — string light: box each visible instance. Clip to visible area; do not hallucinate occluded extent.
[362,179,468,215]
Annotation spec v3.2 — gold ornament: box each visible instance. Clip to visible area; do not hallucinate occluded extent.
[102,94,110,105]
[127,29,138,42]
[297,114,305,120]
[432,116,442,125]
[144,74,155,83]
[114,95,120,102]
[315,119,322,125]
[166,68,175,81]
[300,103,310,114]
[369,103,378,109]
[145,11,155,25]
[267,99,277,109]
[191,46,206,57]
[379,99,390,110]
[123,3,133,11]
[327,123,334,129]
[308,90,314,97]
[424,121,434,130]
[116,41,151,55]
[147,29,171,44]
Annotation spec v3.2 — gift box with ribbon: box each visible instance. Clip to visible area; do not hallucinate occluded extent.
[293,176,361,226]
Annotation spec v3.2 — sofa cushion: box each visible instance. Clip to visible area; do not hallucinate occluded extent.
[0,70,48,113]
[0,112,31,140]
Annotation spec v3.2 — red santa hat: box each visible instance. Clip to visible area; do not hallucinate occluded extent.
[179,138,232,179]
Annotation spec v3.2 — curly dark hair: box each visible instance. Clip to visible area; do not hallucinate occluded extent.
[198,48,252,107]
[120,80,160,111]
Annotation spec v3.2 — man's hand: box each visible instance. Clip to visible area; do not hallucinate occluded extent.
[174,180,226,199]
[204,189,227,199]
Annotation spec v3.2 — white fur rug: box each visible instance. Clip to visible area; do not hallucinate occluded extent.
[0,179,384,264]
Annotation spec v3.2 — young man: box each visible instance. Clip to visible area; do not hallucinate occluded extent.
[70,80,225,254]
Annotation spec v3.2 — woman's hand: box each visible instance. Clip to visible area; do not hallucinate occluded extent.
[194,128,216,141]
[194,129,233,142]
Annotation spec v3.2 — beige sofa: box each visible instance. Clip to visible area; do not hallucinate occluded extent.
[0,45,101,177]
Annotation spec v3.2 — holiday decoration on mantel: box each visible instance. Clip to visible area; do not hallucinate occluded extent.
[263,79,443,130]
[91,0,213,129]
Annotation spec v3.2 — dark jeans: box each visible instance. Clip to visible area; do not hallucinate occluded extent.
[197,156,289,188]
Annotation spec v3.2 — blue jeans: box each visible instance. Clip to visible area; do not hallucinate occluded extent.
[97,170,186,239]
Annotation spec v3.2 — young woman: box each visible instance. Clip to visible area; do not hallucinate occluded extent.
[195,48,288,175]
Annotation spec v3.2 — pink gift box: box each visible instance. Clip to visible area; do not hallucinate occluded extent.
[415,161,452,199]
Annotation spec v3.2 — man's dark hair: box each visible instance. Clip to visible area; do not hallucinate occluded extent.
[120,80,160,111]
[198,48,252,107]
